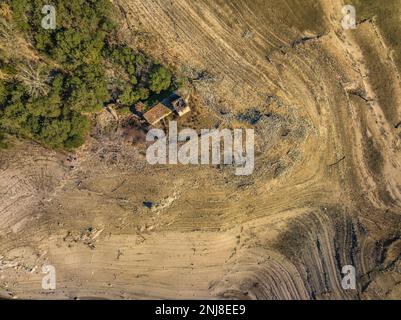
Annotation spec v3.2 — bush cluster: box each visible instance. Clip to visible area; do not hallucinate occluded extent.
[0,0,176,149]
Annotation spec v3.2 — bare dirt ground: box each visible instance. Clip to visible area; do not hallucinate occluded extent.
[1,0,401,299]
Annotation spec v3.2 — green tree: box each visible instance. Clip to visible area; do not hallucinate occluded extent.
[64,112,90,149]
[0,84,29,132]
[7,0,31,31]
[26,74,63,118]
[0,80,7,106]
[36,118,71,148]
[66,65,109,113]
[0,132,9,149]
[134,87,149,101]
[119,86,149,107]
[119,88,139,106]
[149,65,172,94]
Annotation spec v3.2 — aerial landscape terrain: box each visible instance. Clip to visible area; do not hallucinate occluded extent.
[1,0,401,300]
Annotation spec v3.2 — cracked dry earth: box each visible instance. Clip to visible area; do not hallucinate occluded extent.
[1,0,401,299]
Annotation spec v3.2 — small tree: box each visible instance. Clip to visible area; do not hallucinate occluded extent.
[0,132,8,149]
[149,65,172,94]
[0,80,7,105]
[119,88,139,106]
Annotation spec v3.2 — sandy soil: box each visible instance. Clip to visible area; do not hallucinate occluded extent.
[1,0,401,299]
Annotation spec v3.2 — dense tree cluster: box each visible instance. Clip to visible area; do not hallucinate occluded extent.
[0,0,177,149]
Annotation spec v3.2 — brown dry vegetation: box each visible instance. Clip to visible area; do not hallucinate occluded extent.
[1,0,401,299]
